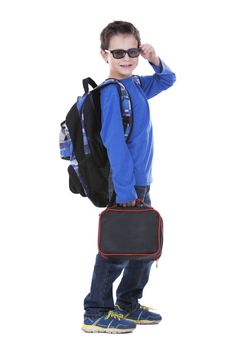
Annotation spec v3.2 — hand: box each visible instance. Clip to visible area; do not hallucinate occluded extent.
[140,43,161,66]
[118,200,136,207]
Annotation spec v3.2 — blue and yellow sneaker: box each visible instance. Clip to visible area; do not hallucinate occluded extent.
[81,310,136,333]
[114,304,162,325]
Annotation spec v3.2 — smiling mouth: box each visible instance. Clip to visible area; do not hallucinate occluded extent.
[120,64,132,68]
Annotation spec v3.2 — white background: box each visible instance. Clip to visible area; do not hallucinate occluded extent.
[1,0,233,349]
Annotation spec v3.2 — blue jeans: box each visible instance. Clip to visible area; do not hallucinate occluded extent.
[84,185,154,317]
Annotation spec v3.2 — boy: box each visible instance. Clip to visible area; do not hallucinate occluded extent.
[82,21,176,334]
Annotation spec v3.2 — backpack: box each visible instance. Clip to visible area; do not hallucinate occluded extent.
[59,76,141,207]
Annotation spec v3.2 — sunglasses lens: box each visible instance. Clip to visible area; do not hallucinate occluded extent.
[112,50,125,59]
[110,48,140,59]
[128,48,140,57]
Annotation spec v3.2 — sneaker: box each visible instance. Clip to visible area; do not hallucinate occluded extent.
[115,304,162,325]
[81,310,136,334]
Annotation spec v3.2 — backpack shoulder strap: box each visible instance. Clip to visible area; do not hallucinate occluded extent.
[97,79,134,143]
[133,75,142,87]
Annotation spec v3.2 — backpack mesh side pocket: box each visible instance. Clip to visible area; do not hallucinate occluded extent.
[67,165,86,196]
[78,154,110,207]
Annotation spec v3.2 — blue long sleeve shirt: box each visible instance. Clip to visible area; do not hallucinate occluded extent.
[100,59,176,203]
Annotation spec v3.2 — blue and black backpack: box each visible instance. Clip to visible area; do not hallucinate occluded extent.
[59,76,141,207]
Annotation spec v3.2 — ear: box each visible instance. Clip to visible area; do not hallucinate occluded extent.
[100,49,109,63]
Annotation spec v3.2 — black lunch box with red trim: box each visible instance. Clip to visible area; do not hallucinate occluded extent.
[98,200,163,261]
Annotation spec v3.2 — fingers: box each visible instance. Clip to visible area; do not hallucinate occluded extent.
[122,200,136,207]
[139,43,156,60]
[140,43,155,53]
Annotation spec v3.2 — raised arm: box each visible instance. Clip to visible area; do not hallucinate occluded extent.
[139,43,176,99]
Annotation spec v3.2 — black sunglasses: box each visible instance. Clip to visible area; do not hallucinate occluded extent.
[105,48,141,59]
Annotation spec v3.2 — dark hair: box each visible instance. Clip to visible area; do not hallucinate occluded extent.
[100,21,141,50]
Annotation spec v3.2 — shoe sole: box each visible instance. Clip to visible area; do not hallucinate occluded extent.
[125,318,161,325]
[81,325,134,334]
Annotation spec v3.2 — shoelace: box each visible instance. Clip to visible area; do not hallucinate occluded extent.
[105,310,124,321]
[140,305,155,311]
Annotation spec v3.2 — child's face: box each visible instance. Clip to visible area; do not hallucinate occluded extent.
[101,34,139,79]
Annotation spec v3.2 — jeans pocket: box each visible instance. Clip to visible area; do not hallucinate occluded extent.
[135,185,151,206]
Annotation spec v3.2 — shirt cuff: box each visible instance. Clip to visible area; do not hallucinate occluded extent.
[149,58,172,74]
[116,187,138,204]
